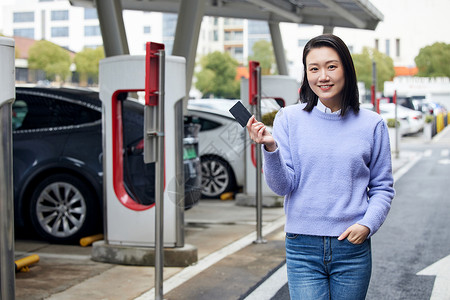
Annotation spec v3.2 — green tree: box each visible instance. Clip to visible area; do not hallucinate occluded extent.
[415,42,450,77]
[248,40,275,75]
[352,47,395,92]
[74,46,105,85]
[195,51,240,98]
[28,40,71,82]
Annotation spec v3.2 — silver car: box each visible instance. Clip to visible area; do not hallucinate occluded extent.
[187,98,282,198]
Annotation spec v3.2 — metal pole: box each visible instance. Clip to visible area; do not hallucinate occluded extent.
[155,49,165,300]
[0,36,15,300]
[372,61,377,112]
[0,103,15,300]
[254,66,266,244]
[394,91,399,158]
[268,21,288,76]
[95,0,129,57]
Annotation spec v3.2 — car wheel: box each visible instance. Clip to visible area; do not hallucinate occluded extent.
[201,156,236,198]
[29,174,98,244]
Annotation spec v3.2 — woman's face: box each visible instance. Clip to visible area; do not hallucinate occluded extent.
[306,46,345,110]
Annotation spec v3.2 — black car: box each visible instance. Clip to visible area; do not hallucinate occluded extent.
[13,86,201,244]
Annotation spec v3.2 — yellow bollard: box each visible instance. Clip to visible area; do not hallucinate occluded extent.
[80,233,104,247]
[220,192,235,201]
[15,254,40,273]
[436,113,444,133]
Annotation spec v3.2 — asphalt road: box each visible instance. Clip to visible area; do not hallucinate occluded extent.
[243,131,450,300]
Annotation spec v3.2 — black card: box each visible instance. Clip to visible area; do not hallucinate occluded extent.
[229,101,252,127]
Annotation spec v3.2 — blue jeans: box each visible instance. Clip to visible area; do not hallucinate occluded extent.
[285,233,371,300]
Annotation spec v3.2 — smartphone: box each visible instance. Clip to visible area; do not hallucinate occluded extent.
[229,101,252,127]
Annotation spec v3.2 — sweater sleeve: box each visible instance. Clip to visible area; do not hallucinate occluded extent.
[262,108,296,196]
[358,120,395,237]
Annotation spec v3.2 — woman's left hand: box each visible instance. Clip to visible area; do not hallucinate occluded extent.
[338,224,370,244]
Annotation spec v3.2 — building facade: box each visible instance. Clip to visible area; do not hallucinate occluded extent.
[2,0,450,85]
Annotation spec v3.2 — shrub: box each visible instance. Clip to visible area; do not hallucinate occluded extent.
[425,115,434,123]
[386,118,400,128]
[261,110,278,126]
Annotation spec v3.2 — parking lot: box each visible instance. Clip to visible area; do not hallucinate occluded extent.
[14,199,286,300]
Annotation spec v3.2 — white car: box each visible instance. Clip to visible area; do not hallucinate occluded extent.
[186,98,281,198]
[361,102,425,136]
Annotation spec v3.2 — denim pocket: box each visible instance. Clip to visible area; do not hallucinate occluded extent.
[285,232,299,239]
[344,238,367,246]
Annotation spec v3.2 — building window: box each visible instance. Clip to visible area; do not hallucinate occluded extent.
[396,38,400,57]
[385,39,390,56]
[213,30,218,41]
[248,20,269,34]
[143,26,151,34]
[13,12,34,23]
[51,10,69,21]
[224,30,243,41]
[85,25,101,36]
[13,28,34,39]
[234,30,243,40]
[51,26,69,37]
[224,18,243,26]
[84,8,98,20]
[374,39,379,51]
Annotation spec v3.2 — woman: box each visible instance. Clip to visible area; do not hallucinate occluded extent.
[246,34,395,299]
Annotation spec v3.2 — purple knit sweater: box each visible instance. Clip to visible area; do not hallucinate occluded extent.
[263,103,395,238]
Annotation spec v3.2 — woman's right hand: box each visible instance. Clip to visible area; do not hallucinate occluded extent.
[246,115,277,152]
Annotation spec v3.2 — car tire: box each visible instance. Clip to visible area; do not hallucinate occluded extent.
[29,174,99,244]
[201,155,236,199]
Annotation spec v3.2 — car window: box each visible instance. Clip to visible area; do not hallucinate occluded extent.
[190,116,222,132]
[14,93,101,131]
[12,100,28,130]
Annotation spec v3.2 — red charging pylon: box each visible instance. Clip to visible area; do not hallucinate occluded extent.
[249,61,260,106]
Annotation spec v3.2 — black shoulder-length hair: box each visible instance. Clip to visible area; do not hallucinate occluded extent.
[299,34,359,116]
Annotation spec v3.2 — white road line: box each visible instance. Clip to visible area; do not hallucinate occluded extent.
[432,125,450,143]
[135,216,286,300]
[244,263,287,300]
[441,149,449,157]
[424,149,433,157]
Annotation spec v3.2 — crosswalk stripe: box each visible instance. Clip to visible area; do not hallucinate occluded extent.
[441,149,449,157]
[424,149,432,157]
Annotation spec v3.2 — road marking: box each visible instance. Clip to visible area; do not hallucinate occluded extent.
[441,149,449,157]
[438,159,450,165]
[135,216,286,300]
[417,254,450,300]
[424,149,432,157]
[432,125,450,143]
[243,263,287,300]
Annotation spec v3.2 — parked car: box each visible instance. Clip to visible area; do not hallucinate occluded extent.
[186,98,282,198]
[361,102,425,136]
[13,86,201,243]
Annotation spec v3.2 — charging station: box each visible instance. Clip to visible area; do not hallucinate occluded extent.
[98,46,185,248]
[237,75,299,207]
[0,36,15,300]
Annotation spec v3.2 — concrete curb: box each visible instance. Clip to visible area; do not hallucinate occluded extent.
[91,240,198,267]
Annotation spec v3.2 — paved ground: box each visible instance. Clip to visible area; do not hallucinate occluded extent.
[13,128,440,300]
